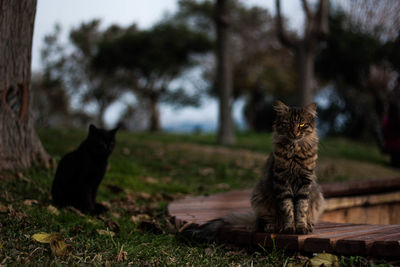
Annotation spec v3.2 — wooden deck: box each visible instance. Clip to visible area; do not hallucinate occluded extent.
[168,180,400,257]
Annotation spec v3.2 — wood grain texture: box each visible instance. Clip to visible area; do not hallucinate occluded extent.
[168,183,400,257]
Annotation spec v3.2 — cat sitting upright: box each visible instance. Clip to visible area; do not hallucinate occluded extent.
[51,124,118,214]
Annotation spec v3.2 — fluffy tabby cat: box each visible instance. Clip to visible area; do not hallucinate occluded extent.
[51,124,118,214]
[185,101,324,241]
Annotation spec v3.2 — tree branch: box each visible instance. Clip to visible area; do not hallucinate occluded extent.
[301,0,313,19]
[275,0,298,49]
[316,0,329,37]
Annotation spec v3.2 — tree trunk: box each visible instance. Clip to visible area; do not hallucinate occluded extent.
[216,0,235,145]
[149,94,161,132]
[297,43,315,106]
[0,0,52,171]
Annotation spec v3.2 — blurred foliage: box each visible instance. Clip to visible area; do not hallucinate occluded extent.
[176,0,297,131]
[315,4,400,141]
[92,20,212,131]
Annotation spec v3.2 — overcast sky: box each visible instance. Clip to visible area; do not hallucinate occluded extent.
[32,0,304,130]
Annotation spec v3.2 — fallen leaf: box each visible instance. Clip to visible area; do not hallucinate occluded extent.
[86,218,101,225]
[96,229,115,237]
[131,214,151,223]
[141,176,158,184]
[23,199,38,206]
[122,147,131,156]
[310,253,339,267]
[199,167,215,176]
[32,232,62,244]
[205,247,214,256]
[0,204,8,213]
[67,206,84,217]
[137,192,151,201]
[111,212,121,219]
[161,177,172,183]
[214,183,230,190]
[50,237,72,257]
[116,244,128,262]
[46,205,60,215]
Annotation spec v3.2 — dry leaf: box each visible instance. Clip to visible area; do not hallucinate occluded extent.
[0,204,9,213]
[137,192,151,200]
[131,214,151,223]
[50,238,72,257]
[46,205,60,215]
[214,183,230,190]
[141,176,158,184]
[199,167,215,176]
[161,177,172,183]
[96,229,115,237]
[122,147,131,156]
[205,247,214,256]
[116,244,128,262]
[32,232,62,244]
[310,253,339,267]
[86,218,100,225]
[23,199,38,206]
[67,206,84,217]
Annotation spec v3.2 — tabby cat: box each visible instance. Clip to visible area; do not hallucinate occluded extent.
[185,101,324,241]
[51,124,118,214]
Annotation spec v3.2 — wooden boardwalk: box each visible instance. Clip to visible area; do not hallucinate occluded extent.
[168,183,400,257]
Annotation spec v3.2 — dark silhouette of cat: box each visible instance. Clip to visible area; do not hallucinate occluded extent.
[51,124,118,214]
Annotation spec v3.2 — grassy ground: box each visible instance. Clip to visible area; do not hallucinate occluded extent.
[0,128,399,266]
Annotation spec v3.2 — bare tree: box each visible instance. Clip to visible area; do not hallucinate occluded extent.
[0,0,52,170]
[275,0,328,105]
[216,0,235,144]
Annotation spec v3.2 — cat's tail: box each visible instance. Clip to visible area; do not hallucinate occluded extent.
[181,210,256,243]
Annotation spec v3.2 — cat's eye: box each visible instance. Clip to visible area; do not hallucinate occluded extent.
[299,123,305,127]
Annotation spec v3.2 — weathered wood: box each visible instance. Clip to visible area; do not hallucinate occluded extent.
[321,177,400,197]
[168,182,400,257]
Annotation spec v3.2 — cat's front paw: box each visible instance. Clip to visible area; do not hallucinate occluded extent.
[295,223,312,234]
[282,224,296,234]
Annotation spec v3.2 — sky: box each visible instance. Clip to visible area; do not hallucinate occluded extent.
[32,0,304,130]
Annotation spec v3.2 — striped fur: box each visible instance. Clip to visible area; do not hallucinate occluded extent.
[251,101,324,234]
[183,101,324,242]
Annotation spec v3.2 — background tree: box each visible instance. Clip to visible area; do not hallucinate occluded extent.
[215,0,235,144]
[0,0,52,170]
[275,0,328,106]
[33,25,71,128]
[177,0,297,132]
[315,1,400,139]
[93,21,211,132]
[68,20,128,128]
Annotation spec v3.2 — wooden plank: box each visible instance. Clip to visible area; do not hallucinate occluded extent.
[303,225,388,254]
[335,225,400,255]
[321,177,400,198]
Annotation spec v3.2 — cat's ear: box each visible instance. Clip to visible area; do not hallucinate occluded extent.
[89,124,98,135]
[274,100,289,115]
[306,102,317,117]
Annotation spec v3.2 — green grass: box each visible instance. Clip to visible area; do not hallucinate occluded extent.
[0,128,397,266]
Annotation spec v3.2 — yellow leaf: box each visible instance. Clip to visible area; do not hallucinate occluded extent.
[86,218,100,225]
[310,253,339,267]
[32,232,62,244]
[97,229,115,237]
[50,238,72,257]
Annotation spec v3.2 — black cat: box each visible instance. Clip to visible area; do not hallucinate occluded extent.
[51,124,118,214]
